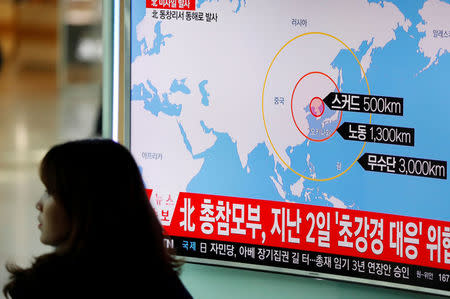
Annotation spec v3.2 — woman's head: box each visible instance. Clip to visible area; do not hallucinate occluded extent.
[37,139,170,265]
[4,138,181,298]
[36,189,71,247]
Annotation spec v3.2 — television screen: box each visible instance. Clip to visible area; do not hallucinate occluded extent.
[128,0,450,295]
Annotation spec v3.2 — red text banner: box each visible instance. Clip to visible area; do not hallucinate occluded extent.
[150,191,450,271]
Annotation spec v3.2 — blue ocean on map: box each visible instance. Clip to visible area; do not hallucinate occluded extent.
[131,0,146,62]
[170,79,191,94]
[188,132,283,201]
[131,82,182,116]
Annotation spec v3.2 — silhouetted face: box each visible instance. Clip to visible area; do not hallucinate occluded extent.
[36,190,71,247]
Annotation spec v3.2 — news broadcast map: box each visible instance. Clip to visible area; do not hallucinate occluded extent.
[130,0,450,224]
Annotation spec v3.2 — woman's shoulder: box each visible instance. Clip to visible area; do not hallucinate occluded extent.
[5,256,79,298]
[55,260,194,299]
[161,273,194,299]
[6,255,193,299]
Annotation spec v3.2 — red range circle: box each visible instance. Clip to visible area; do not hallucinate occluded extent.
[290,71,342,142]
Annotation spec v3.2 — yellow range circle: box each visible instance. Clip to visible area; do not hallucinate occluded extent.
[262,32,372,182]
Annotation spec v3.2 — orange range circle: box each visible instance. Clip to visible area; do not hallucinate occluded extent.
[262,32,372,182]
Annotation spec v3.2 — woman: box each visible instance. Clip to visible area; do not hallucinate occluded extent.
[3,139,193,299]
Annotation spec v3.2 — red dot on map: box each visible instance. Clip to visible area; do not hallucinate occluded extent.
[309,97,325,117]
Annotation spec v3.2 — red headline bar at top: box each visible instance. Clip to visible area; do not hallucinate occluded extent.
[146,0,196,11]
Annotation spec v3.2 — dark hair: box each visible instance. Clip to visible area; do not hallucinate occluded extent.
[3,139,182,298]
[0,45,3,72]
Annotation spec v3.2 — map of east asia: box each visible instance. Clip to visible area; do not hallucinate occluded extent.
[132,0,448,222]
[130,0,450,292]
